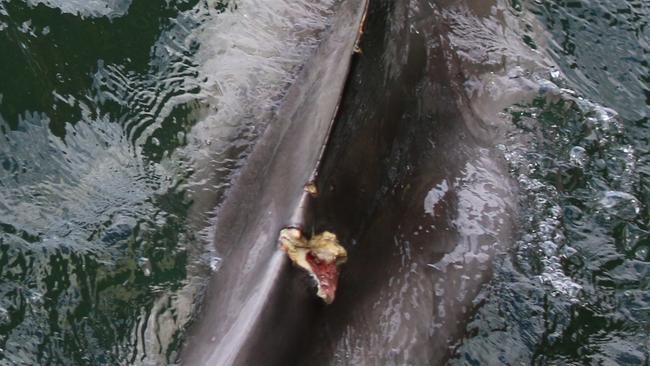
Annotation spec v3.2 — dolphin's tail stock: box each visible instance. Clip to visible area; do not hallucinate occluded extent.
[179,0,369,364]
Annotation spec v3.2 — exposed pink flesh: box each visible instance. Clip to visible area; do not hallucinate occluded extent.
[306,251,339,303]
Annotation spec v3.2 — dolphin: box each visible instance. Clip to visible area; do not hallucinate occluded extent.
[179,0,553,363]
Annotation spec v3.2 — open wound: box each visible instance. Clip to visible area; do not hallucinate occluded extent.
[278,228,347,304]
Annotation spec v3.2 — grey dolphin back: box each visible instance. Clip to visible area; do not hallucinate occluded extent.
[179,0,369,364]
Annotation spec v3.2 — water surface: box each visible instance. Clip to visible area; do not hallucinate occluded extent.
[451,0,650,364]
[0,0,337,363]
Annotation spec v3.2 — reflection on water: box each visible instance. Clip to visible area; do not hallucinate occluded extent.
[0,0,337,363]
[532,0,648,122]
[451,0,650,364]
[25,0,132,18]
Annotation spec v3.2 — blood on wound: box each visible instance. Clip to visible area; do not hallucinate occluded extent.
[306,251,339,292]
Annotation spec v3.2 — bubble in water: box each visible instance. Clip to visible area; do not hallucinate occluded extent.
[583,104,622,135]
[541,240,558,257]
[598,191,640,220]
[138,257,152,277]
[569,146,588,168]
[27,290,44,306]
[209,255,221,272]
[595,107,618,124]
[594,158,607,170]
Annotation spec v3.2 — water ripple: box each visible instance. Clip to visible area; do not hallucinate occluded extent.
[0,0,340,363]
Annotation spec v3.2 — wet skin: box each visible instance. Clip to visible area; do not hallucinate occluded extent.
[178,1,369,364]
[181,0,526,364]
[297,1,524,363]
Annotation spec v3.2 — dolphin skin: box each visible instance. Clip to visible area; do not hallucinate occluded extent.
[294,0,533,363]
[181,0,529,364]
[179,0,369,364]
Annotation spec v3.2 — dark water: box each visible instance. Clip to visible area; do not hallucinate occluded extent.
[0,0,648,364]
[0,0,336,364]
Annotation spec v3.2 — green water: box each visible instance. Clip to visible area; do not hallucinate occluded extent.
[452,0,650,364]
[0,0,339,363]
[0,1,208,364]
